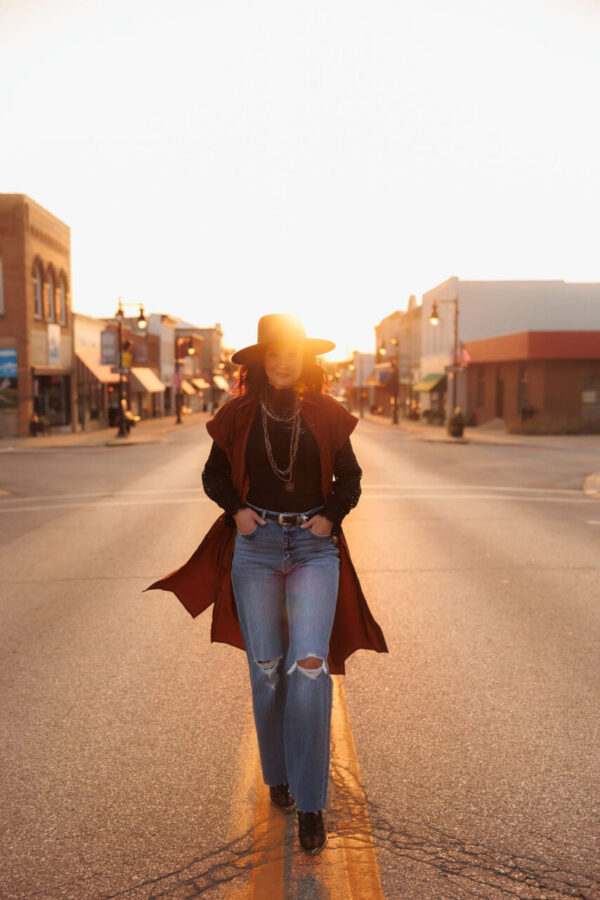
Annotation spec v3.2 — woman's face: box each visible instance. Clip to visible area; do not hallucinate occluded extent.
[263,341,304,390]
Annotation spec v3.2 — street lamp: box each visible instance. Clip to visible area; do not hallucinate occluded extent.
[429,291,459,416]
[174,337,196,424]
[114,297,147,438]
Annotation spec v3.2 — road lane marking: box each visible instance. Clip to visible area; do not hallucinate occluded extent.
[225,678,383,898]
[1,494,593,514]
[0,487,206,503]
[362,484,582,494]
[327,676,385,899]
[0,484,581,507]
[0,497,212,513]
[361,494,589,503]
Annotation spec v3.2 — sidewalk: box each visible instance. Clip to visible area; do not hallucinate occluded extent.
[0,410,210,451]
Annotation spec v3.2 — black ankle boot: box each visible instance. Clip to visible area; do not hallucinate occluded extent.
[297,810,327,855]
[269,783,296,813]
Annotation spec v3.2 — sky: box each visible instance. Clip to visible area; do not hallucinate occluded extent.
[1,0,599,359]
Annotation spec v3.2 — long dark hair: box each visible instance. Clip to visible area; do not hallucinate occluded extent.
[232,353,330,399]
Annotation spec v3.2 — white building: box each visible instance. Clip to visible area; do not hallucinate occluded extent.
[147,313,178,415]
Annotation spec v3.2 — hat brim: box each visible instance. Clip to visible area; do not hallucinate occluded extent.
[231,337,335,366]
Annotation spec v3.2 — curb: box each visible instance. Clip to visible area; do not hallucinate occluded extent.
[104,439,167,447]
[583,473,600,499]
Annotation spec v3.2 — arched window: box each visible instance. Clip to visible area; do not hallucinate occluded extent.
[33,263,43,318]
[58,276,67,325]
[47,270,55,320]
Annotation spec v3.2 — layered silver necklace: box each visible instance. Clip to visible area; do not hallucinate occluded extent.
[260,389,301,493]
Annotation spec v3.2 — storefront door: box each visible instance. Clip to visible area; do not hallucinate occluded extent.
[36,375,71,426]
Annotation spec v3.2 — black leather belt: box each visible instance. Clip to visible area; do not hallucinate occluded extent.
[252,507,325,526]
[265,512,307,525]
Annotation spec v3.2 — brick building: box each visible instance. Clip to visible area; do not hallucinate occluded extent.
[0,194,75,438]
[465,331,600,431]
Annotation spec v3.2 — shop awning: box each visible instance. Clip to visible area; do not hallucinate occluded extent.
[130,367,166,393]
[76,349,119,384]
[412,373,447,392]
[181,379,196,395]
[191,377,211,390]
[213,375,230,392]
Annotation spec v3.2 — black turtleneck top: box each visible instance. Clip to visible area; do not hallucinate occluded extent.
[202,386,362,531]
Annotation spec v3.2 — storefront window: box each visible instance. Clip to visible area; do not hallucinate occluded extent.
[59,279,67,325]
[34,264,43,318]
[47,271,55,321]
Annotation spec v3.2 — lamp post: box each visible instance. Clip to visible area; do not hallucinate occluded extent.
[114,297,147,438]
[174,337,196,424]
[429,291,459,417]
[390,337,400,424]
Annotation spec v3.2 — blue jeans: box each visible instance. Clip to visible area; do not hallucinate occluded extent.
[231,506,340,813]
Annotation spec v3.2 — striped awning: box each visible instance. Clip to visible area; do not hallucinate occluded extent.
[130,367,166,393]
[181,380,196,396]
[412,373,446,392]
[76,349,119,385]
[213,375,230,391]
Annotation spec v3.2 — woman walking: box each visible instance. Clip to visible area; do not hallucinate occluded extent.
[146,314,387,856]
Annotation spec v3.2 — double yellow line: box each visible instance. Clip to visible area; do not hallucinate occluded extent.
[226,676,384,898]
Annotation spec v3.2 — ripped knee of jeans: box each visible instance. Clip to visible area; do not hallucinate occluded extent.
[287,655,328,679]
[255,657,281,689]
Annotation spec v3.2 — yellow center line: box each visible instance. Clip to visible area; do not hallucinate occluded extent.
[327,676,385,899]
[225,676,384,898]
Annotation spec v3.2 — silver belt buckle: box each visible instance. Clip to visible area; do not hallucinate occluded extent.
[278,513,290,526]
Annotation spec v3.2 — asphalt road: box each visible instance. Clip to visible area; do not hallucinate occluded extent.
[1,419,599,899]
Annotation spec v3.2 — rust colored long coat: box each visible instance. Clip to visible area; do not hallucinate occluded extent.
[145,391,388,674]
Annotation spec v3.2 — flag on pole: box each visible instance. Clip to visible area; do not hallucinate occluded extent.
[457,341,471,367]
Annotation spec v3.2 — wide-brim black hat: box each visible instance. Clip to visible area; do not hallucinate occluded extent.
[231,314,335,366]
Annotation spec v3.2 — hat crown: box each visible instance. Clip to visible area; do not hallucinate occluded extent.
[256,314,307,346]
[230,313,335,365]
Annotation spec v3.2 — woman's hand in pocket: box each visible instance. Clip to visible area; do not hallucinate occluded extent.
[300,514,334,538]
[234,507,266,534]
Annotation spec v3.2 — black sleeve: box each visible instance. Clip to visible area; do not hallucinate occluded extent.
[322,438,362,533]
[202,441,245,518]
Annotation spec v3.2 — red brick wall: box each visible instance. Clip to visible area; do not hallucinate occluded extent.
[468,358,600,427]
[0,194,72,436]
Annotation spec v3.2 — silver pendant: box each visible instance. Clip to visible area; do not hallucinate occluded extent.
[285,481,295,492]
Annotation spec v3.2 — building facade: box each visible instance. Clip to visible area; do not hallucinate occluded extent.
[74,312,119,430]
[374,297,422,418]
[0,194,75,439]
[176,320,228,410]
[147,313,178,415]
[464,331,600,431]
[419,277,600,424]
